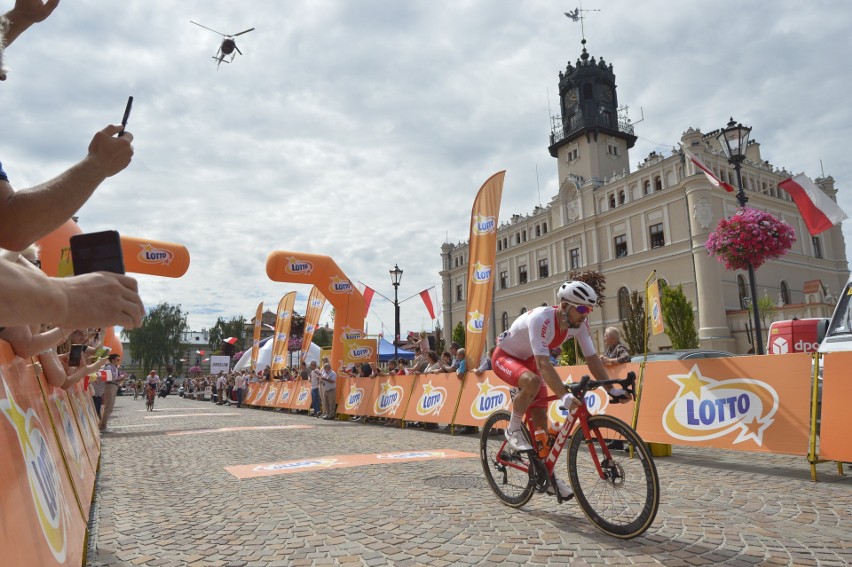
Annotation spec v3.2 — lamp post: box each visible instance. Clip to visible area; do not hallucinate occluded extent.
[390,264,403,362]
[717,117,764,355]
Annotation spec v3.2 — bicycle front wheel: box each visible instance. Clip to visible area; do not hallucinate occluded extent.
[567,414,659,539]
[480,410,535,508]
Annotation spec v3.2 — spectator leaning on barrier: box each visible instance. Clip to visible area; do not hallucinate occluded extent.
[601,327,631,365]
[309,361,322,417]
[473,346,496,377]
[449,342,461,370]
[455,348,467,378]
[320,363,337,420]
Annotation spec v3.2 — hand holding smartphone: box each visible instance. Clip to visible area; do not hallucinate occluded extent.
[70,230,125,275]
[68,344,84,367]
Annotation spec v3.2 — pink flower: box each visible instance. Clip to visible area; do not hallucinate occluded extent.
[705,208,795,271]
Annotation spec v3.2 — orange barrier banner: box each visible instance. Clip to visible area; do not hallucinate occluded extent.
[66,382,101,470]
[242,383,257,406]
[369,375,415,420]
[464,171,505,373]
[287,381,312,411]
[0,343,87,566]
[818,352,852,462]
[226,449,477,479]
[341,338,378,374]
[249,382,269,407]
[120,236,190,278]
[338,377,375,417]
[547,365,637,430]
[405,372,465,425]
[635,355,812,455]
[453,371,512,426]
[260,382,280,408]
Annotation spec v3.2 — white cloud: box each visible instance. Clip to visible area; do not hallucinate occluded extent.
[1,0,850,339]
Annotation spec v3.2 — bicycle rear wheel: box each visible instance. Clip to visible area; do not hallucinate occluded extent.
[480,410,535,508]
[566,414,659,539]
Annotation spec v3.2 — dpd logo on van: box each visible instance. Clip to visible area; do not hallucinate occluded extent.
[344,384,365,411]
[662,365,778,446]
[285,256,314,275]
[138,243,174,265]
[472,214,497,235]
[470,378,511,419]
[328,276,353,295]
[471,262,492,284]
[1,380,70,562]
[467,310,485,334]
[374,381,404,415]
[414,381,447,416]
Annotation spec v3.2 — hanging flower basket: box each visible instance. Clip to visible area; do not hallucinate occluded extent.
[705,208,795,271]
[188,365,203,377]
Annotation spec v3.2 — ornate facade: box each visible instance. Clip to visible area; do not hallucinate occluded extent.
[440,43,848,355]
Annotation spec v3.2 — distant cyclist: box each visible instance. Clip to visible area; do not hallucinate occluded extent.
[491,281,631,499]
[145,370,160,401]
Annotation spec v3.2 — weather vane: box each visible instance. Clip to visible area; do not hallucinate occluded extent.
[564,2,600,42]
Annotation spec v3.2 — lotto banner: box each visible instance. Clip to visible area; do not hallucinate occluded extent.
[270,381,294,409]
[250,382,269,407]
[368,375,414,421]
[241,383,256,406]
[341,338,378,373]
[818,352,852,462]
[301,287,327,362]
[65,384,101,471]
[270,292,296,374]
[250,302,263,372]
[266,251,368,374]
[338,377,376,417]
[635,355,813,455]
[404,372,465,425]
[260,382,281,408]
[287,381,313,411]
[453,371,512,426]
[0,343,87,566]
[464,171,505,374]
[120,236,190,278]
[647,280,665,335]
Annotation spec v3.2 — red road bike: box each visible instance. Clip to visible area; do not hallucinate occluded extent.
[480,372,660,539]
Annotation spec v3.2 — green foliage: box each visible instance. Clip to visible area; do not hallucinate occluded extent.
[208,316,246,353]
[567,269,607,307]
[559,337,585,366]
[434,322,445,354]
[661,284,699,349]
[622,291,648,356]
[312,326,333,348]
[122,303,189,376]
[452,321,465,348]
[747,291,777,341]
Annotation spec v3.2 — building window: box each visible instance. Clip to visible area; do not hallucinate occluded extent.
[618,190,626,205]
[569,248,580,270]
[504,237,508,249]
[780,281,790,305]
[535,225,541,237]
[654,176,663,192]
[538,258,549,279]
[607,142,619,156]
[649,223,665,249]
[609,194,616,209]
[543,223,548,234]
[519,265,528,284]
[583,84,593,99]
[497,240,502,251]
[618,287,630,321]
[516,234,521,245]
[614,235,628,258]
[499,271,508,290]
[520,307,527,315]
[567,147,578,161]
[643,180,651,195]
[501,312,509,332]
[812,236,823,259]
[738,275,748,309]
[522,230,527,242]
[456,284,463,302]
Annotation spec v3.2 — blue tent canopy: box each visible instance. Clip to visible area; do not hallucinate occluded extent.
[378,337,415,362]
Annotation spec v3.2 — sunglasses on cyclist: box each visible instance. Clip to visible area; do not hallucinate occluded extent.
[570,304,593,315]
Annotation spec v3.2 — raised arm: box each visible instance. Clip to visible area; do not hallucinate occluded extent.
[1,0,60,50]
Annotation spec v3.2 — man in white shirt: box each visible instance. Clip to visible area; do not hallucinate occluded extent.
[320,363,337,421]
[234,371,248,407]
[309,361,322,417]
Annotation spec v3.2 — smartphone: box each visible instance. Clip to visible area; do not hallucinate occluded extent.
[70,230,125,275]
[94,346,112,359]
[118,95,133,137]
[68,344,84,367]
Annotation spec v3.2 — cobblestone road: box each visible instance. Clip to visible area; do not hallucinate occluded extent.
[86,394,851,567]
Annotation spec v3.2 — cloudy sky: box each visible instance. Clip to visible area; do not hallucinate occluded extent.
[2,0,850,339]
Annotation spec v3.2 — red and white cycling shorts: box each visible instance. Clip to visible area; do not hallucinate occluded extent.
[491,346,548,401]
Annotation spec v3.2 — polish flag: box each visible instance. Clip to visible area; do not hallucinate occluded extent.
[683,147,735,193]
[419,288,436,319]
[357,281,376,315]
[196,350,205,355]
[779,174,848,236]
[223,337,239,345]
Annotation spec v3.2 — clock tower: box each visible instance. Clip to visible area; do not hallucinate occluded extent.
[549,40,636,183]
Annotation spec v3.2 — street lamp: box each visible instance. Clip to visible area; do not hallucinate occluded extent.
[717,117,764,355]
[390,264,403,362]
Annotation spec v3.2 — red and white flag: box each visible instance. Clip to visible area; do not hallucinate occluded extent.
[223,337,238,345]
[356,281,376,316]
[419,288,436,319]
[779,174,848,236]
[196,349,205,355]
[683,147,735,193]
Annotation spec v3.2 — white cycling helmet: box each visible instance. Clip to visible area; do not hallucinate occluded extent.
[557,281,597,307]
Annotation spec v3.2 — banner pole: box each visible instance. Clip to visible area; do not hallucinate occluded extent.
[808,352,822,482]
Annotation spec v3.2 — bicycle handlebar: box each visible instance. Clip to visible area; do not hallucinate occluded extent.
[568,371,636,401]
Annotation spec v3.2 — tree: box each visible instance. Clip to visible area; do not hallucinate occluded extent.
[747,291,776,349]
[661,284,699,349]
[622,291,648,356]
[208,316,246,354]
[313,326,333,348]
[452,321,465,348]
[122,303,189,376]
[568,269,607,307]
[433,322,445,354]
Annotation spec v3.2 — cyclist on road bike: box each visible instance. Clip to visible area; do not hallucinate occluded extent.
[145,370,160,399]
[491,281,631,499]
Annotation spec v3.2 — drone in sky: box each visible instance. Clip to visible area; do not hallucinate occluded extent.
[190,20,255,68]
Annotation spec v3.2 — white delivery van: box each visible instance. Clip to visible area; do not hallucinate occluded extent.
[818,275,852,354]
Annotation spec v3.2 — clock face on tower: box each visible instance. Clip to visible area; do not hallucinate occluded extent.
[601,86,613,105]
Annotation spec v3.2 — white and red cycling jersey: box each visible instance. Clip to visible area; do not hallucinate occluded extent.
[492,306,596,395]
